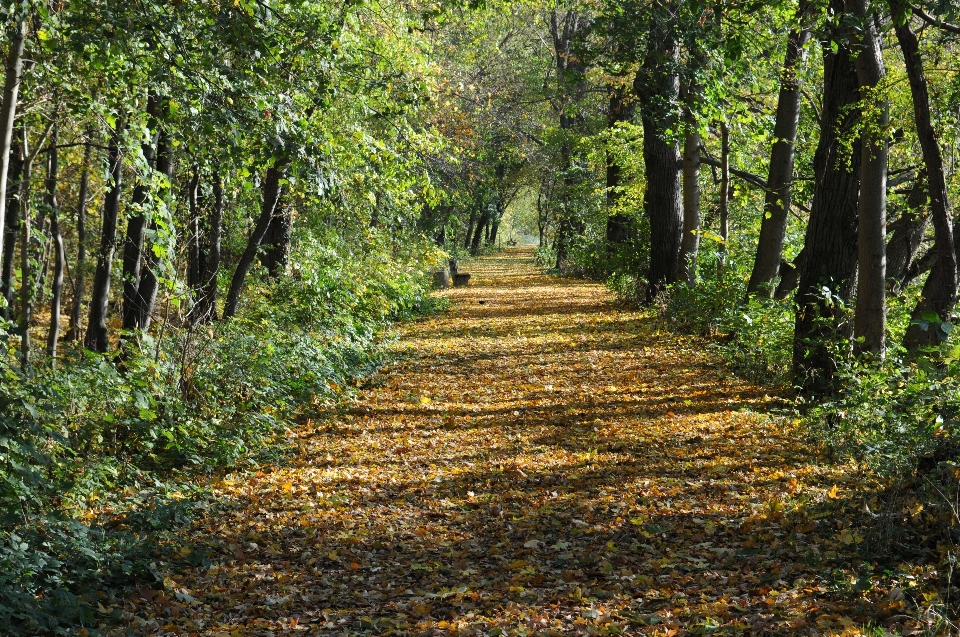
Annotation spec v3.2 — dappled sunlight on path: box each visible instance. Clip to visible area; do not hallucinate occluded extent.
[125,248,882,636]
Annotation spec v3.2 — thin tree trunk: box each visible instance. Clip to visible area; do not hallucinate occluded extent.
[66,133,93,341]
[606,86,636,243]
[893,6,958,348]
[793,20,862,394]
[747,9,812,295]
[84,118,123,353]
[637,13,682,302]
[260,191,290,277]
[848,0,888,358]
[0,21,26,266]
[464,208,476,250]
[886,174,929,291]
[223,160,287,320]
[717,122,730,278]
[677,109,701,285]
[195,169,223,323]
[1,129,22,319]
[46,124,63,364]
[471,208,489,255]
[187,170,202,292]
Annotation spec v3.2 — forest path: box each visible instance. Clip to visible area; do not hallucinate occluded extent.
[141,248,870,636]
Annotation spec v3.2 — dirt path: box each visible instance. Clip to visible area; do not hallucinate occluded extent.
[134,249,877,636]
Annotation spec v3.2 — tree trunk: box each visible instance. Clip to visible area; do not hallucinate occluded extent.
[464,208,477,250]
[471,208,489,255]
[194,170,223,323]
[187,170,202,292]
[886,174,929,292]
[66,133,93,341]
[605,87,635,243]
[793,25,862,394]
[223,160,287,320]
[260,191,290,277]
[84,118,124,353]
[893,7,958,348]
[848,0,888,358]
[46,125,64,365]
[637,16,682,303]
[677,109,701,285]
[1,129,22,319]
[132,123,173,332]
[747,11,812,295]
[0,21,26,267]
[717,121,730,278]
[18,124,32,365]
[121,96,159,332]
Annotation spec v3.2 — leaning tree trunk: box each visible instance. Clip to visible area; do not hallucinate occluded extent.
[84,118,124,353]
[893,6,958,348]
[747,9,812,295]
[886,174,929,292]
[66,133,93,341]
[637,14,682,303]
[260,191,290,277]
[1,130,23,319]
[471,207,489,256]
[46,125,64,365]
[848,0,888,358]
[0,20,26,266]
[223,160,287,320]
[793,20,862,394]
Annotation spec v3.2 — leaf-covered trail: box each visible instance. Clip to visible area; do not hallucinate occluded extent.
[133,249,880,636]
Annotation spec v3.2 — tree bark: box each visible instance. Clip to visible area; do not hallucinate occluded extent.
[223,160,287,320]
[187,170,202,293]
[677,107,701,286]
[194,169,223,323]
[848,0,888,358]
[46,125,64,364]
[66,133,93,341]
[84,118,124,353]
[717,122,730,278]
[1,129,22,319]
[747,9,812,295]
[793,22,862,394]
[260,191,290,277]
[893,7,958,348]
[121,95,159,332]
[636,14,682,303]
[605,86,635,243]
[0,21,26,268]
[886,174,929,292]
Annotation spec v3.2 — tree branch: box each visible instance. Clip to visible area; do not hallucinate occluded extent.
[910,3,960,34]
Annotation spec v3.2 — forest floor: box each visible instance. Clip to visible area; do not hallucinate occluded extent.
[118,248,922,637]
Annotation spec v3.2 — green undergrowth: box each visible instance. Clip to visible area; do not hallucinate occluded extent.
[0,234,443,635]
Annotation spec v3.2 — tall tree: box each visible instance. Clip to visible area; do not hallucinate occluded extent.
[746,1,812,295]
[0,19,26,265]
[848,0,888,357]
[636,5,682,302]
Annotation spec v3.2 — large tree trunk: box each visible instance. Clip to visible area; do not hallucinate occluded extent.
[1,129,22,319]
[848,0,888,357]
[84,119,124,353]
[893,7,958,348]
[747,9,812,295]
[0,21,26,267]
[793,24,862,394]
[66,133,93,341]
[223,160,287,320]
[605,86,635,243]
[46,125,64,365]
[637,15,682,303]
[121,96,159,332]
